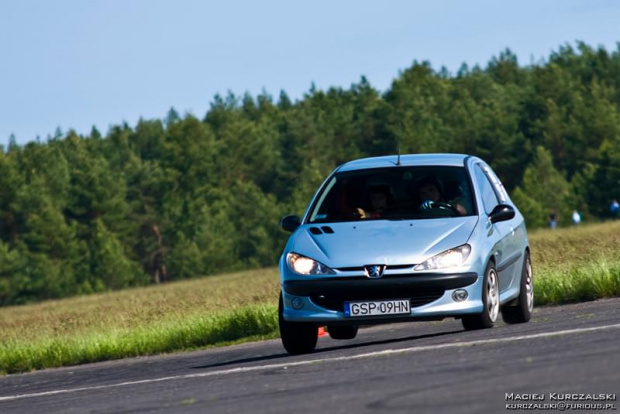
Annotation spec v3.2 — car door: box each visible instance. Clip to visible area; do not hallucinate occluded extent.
[474,163,518,292]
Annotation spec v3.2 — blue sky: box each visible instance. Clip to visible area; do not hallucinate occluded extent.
[1,0,619,145]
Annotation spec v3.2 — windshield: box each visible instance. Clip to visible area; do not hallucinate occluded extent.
[308,166,475,223]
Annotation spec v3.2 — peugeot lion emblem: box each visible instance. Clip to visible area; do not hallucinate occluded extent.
[364,265,386,279]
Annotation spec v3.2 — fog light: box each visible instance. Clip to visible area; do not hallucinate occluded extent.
[291,297,304,310]
[452,289,468,302]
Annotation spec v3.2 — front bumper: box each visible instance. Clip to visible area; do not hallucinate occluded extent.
[281,272,484,323]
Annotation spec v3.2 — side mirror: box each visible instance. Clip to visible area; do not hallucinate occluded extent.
[280,215,301,232]
[489,204,515,223]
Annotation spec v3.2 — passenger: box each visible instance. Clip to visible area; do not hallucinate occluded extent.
[362,185,391,218]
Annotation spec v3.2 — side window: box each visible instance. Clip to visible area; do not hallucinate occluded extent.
[475,165,499,214]
[481,165,508,203]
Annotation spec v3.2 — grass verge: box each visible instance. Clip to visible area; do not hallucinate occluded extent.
[535,259,620,305]
[0,304,278,375]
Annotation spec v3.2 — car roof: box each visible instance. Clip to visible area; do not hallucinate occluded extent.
[337,153,472,172]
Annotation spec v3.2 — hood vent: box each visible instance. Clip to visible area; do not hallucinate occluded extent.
[308,226,335,235]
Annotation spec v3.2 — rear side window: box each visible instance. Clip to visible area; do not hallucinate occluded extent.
[480,164,508,203]
[474,165,499,214]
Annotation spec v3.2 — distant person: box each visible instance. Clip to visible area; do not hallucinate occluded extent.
[611,199,620,219]
[572,210,581,225]
[548,212,557,229]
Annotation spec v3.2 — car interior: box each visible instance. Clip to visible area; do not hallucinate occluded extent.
[309,166,475,223]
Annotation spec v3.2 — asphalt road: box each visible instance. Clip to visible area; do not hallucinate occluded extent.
[1,298,619,414]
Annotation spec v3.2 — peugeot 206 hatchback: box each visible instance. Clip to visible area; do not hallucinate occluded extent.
[278,154,533,355]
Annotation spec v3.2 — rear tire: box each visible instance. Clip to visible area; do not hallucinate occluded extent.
[327,325,358,340]
[278,293,318,355]
[501,251,533,324]
[462,261,499,331]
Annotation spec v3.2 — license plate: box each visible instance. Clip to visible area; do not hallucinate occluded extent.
[344,299,410,317]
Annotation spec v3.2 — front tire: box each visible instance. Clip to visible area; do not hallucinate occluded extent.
[279,293,318,355]
[462,261,499,330]
[501,251,533,324]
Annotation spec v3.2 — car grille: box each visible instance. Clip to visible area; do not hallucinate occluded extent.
[310,288,444,312]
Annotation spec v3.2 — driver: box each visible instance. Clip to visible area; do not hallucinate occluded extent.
[416,175,466,215]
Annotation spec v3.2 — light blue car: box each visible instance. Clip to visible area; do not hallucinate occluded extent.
[278,154,533,354]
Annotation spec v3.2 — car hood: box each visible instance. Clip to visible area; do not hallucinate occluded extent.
[289,217,478,268]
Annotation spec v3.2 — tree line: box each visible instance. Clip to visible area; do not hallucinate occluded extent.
[1,42,620,306]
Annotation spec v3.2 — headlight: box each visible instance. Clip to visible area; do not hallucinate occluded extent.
[414,244,471,271]
[286,253,336,275]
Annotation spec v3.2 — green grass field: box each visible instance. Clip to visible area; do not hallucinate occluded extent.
[1,221,620,375]
[528,221,620,305]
